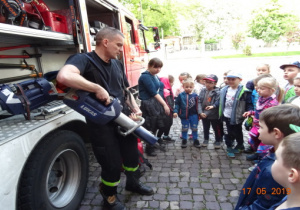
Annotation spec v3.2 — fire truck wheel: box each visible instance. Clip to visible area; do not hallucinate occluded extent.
[17,130,89,210]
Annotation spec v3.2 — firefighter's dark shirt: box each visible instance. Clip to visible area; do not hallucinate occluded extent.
[65,51,129,104]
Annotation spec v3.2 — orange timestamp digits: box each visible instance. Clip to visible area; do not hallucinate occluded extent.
[242,188,291,195]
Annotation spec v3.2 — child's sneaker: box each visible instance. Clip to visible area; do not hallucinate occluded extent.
[246,153,259,161]
[202,140,209,147]
[213,141,221,149]
[226,148,235,158]
[234,145,245,153]
[193,140,201,148]
[248,164,257,172]
[181,139,187,148]
[244,146,254,153]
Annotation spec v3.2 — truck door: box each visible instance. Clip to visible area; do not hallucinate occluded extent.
[123,17,146,88]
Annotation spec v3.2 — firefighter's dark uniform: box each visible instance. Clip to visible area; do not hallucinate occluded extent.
[65,51,153,208]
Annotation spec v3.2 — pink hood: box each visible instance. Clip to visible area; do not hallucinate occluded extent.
[160,77,174,100]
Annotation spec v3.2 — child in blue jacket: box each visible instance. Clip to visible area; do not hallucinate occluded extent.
[173,78,200,148]
[235,104,300,210]
[268,130,300,210]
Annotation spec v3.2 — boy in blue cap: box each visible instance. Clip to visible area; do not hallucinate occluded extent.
[280,61,300,103]
[218,71,253,157]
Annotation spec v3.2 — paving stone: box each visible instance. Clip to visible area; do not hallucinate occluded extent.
[220,202,234,209]
[179,201,193,209]
[79,119,253,209]
[206,201,221,210]
[170,201,180,209]
[205,195,217,202]
[167,194,180,201]
[193,188,205,194]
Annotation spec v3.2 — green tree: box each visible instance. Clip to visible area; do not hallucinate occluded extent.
[248,0,299,45]
[231,32,245,51]
[182,0,241,43]
[120,0,179,41]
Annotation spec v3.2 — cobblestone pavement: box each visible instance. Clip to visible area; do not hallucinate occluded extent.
[79,118,253,210]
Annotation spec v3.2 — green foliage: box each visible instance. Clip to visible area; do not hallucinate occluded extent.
[248,0,299,44]
[212,51,300,59]
[204,39,218,44]
[243,45,252,56]
[183,0,241,42]
[120,0,180,42]
[231,33,245,51]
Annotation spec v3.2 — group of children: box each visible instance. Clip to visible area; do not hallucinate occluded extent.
[161,60,300,210]
[142,58,300,209]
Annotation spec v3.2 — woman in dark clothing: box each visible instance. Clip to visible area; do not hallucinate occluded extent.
[138,58,170,156]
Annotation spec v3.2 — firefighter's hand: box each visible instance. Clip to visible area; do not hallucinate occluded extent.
[200,113,207,118]
[164,105,170,115]
[95,87,110,105]
[205,106,214,110]
[173,113,178,118]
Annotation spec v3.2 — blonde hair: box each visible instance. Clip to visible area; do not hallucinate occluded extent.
[253,74,272,86]
[257,77,277,90]
[256,63,270,71]
[281,132,300,170]
[257,77,284,102]
[182,78,194,86]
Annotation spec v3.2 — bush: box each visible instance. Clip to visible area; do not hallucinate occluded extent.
[243,45,252,56]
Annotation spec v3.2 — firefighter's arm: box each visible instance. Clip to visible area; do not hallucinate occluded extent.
[57,64,110,105]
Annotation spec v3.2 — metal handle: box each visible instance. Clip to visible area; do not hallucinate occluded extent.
[118,116,145,136]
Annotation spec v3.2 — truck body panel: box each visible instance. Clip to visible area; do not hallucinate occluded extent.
[0,0,153,208]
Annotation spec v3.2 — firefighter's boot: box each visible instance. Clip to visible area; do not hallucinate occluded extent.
[124,170,154,195]
[99,183,126,210]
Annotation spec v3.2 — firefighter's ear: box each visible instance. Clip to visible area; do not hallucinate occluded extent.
[103,38,109,47]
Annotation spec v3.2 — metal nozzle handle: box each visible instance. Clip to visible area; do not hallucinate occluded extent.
[118,116,145,136]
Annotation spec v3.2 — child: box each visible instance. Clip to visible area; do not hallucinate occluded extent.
[235,104,300,210]
[174,72,192,98]
[280,61,300,103]
[198,74,222,148]
[157,75,175,142]
[173,78,200,148]
[218,71,253,158]
[287,73,300,107]
[219,70,231,89]
[243,77,281,162]
[246,64,271,92]
[193,74,206,95]
[269,131,300,210]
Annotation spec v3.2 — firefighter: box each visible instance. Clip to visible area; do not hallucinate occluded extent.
[57,27,153,210]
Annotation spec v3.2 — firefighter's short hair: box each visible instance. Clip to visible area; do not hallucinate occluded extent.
[95,27,124,45]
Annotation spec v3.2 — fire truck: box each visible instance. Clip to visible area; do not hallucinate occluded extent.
[0,0,159,209]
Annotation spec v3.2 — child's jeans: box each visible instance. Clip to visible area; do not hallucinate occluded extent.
[202,118,222,142]
[223,117,244,148]
[181,114,198,140]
